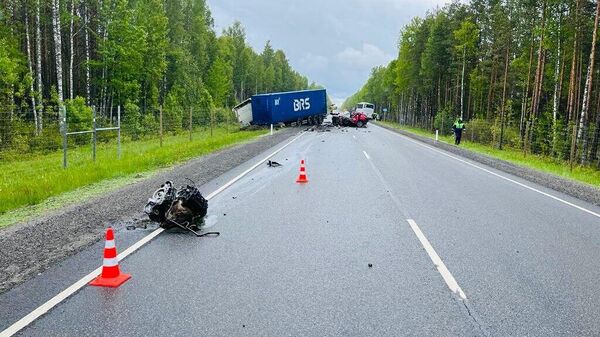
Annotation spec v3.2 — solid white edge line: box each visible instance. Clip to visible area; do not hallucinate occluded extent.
[374,124,600,219]
[0,131,307,337]
[407,219,467,300]
[363,150,370,160]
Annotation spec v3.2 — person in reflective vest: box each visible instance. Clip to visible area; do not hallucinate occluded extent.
[452,119,466,145]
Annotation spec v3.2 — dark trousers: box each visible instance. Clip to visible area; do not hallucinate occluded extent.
[455,131,462,145]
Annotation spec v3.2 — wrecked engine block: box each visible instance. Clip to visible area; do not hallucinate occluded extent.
[144,181,208,229]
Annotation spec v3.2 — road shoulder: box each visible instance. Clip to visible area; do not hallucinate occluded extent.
[374,122,600,207]
[0,127,300,294]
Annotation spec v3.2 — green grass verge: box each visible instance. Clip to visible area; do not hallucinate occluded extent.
[378,121,600,188]
[0,127,268,223]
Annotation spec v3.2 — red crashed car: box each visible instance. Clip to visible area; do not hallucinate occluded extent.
[332,111,369,127]
[350,112,368,127]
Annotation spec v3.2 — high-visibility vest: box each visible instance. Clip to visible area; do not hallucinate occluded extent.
[454,122,464,129]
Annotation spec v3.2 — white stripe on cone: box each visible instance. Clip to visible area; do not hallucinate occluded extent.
[104,240,115,249]
[103,257,119,267]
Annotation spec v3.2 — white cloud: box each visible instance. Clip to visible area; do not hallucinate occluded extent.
[208,0,454,103]
[299,53,329,71]
[336,43,394,70]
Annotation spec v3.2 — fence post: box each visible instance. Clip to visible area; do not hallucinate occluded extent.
[117,105,121,159]
[92,106,97,161]
[210,109,214,137]
[189,107,193,141]
[159,105,163,147]
[226,108,230,133]
[61,105,67,168]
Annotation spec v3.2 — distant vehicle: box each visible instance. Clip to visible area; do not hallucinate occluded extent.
[233,89,328,126]
[329,104,338,115]
[355,102,375,119]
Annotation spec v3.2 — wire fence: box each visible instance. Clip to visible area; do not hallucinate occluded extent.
[0,104,241,170]
[379,109,600,168]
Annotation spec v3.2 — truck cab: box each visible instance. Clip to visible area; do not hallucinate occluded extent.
[355,102,375,119]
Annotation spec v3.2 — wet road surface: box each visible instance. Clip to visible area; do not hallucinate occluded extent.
[2,124,600,336]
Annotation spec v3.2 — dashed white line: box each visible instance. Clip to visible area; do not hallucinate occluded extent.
[0,131,307,337]
[358,140,466,301]
[407,219,467,300]
[374,124,600,219]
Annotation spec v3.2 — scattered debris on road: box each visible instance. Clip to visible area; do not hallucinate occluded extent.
[144,181,218,237]
[267,160,282,167]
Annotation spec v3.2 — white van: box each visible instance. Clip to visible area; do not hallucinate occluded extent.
[355,102,375,119]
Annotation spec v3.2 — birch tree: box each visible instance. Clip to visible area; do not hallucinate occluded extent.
[52,0,64,104]
[25,9,39,134]
[577,0,600,165]
[35,0,43,131]
[69,0,76,100]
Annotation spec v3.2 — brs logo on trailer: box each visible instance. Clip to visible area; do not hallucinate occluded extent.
[293,98,311,112]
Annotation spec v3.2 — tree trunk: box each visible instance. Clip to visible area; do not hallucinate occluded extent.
[590,87,600,164]
[69,0,75,100]
[526,0,547,155]
[578,0,600,165]
[84,1,91,105]
[52,0,64,104]
[499,46,510,150]
[552,8,563,155]
[521,36,535,143]
[487,65,496,120]
[25,10,39,135]
[36,0,44,132]
[460,45,466,120]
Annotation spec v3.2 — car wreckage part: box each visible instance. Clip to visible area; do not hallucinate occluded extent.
[165,219,220,237]
[144,181,176,223]
[145,182,219,237]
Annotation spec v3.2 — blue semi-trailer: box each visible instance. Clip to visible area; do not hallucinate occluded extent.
[233,89,328,126]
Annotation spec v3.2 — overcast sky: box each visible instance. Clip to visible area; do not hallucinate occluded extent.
[207,0,451,106]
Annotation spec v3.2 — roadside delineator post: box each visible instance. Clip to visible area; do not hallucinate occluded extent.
[296,159,309,183]
[89,227,131,288]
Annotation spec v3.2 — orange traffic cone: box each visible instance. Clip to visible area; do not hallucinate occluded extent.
[296,159,309,183]
[89,227,131,287]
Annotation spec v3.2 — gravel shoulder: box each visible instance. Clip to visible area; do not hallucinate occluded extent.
[375,122,600,207]
[0,127,300,294]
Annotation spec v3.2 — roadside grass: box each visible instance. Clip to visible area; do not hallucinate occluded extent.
[0,127,267,221]
[378,121,600,188]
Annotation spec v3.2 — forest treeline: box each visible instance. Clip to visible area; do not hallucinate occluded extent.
[345,0,600,168]
[0,0,314,152]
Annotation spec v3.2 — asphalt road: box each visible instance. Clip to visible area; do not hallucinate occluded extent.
[2,123,600,336]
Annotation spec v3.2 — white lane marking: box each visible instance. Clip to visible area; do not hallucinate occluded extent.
[360,136,466,300]
[407,219,467,300]
[206,131,305,200]
[0,132,307,337]
[374,124,600,219]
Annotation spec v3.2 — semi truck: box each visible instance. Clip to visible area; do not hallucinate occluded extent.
[354,102,376,119]
[233,89,328,126]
